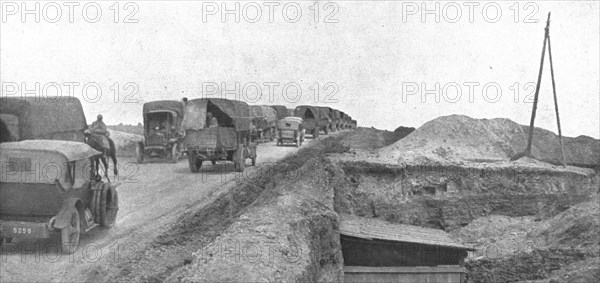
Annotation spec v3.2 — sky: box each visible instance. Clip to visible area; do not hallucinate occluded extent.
[1,1,599,138]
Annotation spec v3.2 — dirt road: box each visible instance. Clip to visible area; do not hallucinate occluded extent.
[0,138,313,282]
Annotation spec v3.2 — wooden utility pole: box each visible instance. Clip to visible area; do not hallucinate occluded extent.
[515,12,567,167]
[523,13,550,158]
[547,24,567,166]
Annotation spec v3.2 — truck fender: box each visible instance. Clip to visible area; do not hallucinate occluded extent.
[53,198,82,230]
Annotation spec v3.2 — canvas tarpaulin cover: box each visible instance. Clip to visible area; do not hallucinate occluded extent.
[182,98,251,132]
[249,105,278,123]
[319,107,331,119]
[270,105,288,120]
[295,105,320,120]
[0,97,87,141]
[318,107,332,122]
[333,110,341,119]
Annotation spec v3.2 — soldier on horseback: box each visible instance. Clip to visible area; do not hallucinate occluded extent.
[91,114,110,148]
[91,114,107,134]
[86,114,118,180]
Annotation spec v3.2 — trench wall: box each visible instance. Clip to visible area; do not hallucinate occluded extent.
[337,162,599,231]
[166,157,345,282]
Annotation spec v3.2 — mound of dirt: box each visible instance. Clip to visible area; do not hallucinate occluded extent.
[379,115,599,167]
[393,126,416,139]
[108,130,142,156]
[340,127,413,151]
[166,154,346,282]
[454,196,599,282]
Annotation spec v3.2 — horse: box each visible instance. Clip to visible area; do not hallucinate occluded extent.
[84,132,118,181]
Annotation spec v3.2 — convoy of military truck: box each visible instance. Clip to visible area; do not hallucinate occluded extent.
[0,96,356,253]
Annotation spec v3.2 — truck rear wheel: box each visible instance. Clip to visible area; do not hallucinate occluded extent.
[61,209,81,254]
[188,151,200,173]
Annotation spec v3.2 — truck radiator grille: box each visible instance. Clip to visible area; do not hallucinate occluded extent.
[147,134,166,145]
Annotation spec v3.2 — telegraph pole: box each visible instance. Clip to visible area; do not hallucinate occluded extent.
[514,12,566,166]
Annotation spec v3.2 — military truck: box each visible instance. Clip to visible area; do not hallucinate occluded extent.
[269,105,289,121]
[136,100,186,163]
[317,106,332,135]
[294,105,321,138]
[183,98,257,172]
[0,97,88,143]
[249,105,278,142]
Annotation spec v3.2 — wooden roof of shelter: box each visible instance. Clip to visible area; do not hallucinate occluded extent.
[339,214,474,251]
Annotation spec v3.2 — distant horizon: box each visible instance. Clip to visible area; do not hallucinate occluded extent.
[102,112,598,140]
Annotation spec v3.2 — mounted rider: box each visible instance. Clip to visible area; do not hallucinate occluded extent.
[90,114,110,149]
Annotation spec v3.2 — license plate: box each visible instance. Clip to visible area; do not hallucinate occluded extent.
[1,221,49,238]
[12,227,33,235]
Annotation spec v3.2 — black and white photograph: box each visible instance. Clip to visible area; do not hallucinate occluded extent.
[0,1,599,282]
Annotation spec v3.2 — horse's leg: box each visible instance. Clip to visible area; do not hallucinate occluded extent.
[101,153,111,182]
[111,151,118,176]
[109,139,118,176]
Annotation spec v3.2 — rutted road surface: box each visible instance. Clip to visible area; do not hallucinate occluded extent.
[0,138,315,282]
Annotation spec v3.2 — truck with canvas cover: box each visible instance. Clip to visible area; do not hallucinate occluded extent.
[339,111,349,129]
[346,115,353,129]
[269,105,289,121]
[0,97,87,143]
[136,100,185,163]
[319,106,336,133]
[332,109,341,131]
[249,105,278,142]
[350,119,357,129]
[286,108,295,117]
[294,105,321,138]
[276,117,305,147]
[182,98,257,172]
[0,140,119,253]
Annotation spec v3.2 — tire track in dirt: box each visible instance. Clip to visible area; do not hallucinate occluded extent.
[0,137,325,282]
